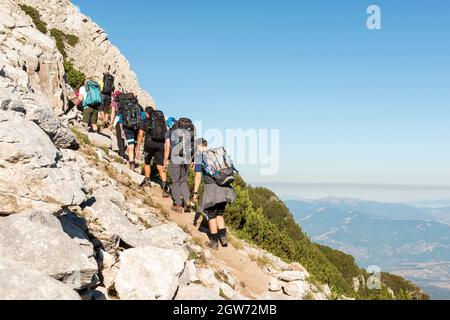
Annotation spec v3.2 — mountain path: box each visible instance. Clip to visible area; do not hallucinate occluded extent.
[146,186,272,299]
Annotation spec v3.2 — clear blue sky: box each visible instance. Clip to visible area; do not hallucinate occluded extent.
[72,0,450,196]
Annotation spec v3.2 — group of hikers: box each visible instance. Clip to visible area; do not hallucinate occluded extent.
[75,73,237,250]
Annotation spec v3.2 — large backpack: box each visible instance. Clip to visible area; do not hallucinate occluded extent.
[83,81,102,108]
[102,73,115,95]
[119,93,142,130]
[147,110,167,143]
[201,147,237,187]
[170,118,195,164]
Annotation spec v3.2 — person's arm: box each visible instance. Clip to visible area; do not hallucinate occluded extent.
[164,138,170,168]
[109,107,116,130]
[135,129,144,159]
[193,171,202,203]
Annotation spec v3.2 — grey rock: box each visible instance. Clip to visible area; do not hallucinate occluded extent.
[268,277,282,292]
[278,270,308,282]
[175,284,223,301]
[84,187,143,248]
[115,246,188,300]
[26,105,79,149]
[0,259,81,300]
[282,281,311,299]
[140,223,189,249]
[0,111,85,215]
[0,212,98,290]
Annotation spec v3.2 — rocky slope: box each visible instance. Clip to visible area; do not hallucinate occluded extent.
[0,0,329,300]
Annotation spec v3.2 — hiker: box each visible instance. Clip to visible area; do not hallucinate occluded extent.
[164,117,196,213]
[135,106,170,197]
[78,79,102,133]
[100,72,115,127]
[193,138,237,250]
[118,93,146,169]
[109,90,127,160]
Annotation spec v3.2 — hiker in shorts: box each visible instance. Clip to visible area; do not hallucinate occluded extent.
[164,117,196,213]
[78,79,102,133]
[135,107,170,198]
[99,72,115,127]
[118,94,146,170]
[193,138,237,250]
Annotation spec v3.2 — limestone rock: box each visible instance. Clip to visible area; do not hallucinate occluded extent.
[268,277,282,292]
[84,187,144,248]
[0,111,85,215]
[140,223,189,249]
[197,268,221,295]
[0,258,81,300]
[258,290,294,300]
[282,281,311,299]
[115,246,188,300]
[175,284,223,301]
[18,0,155,108]
[278,270,308,282]
[0,212,98,290]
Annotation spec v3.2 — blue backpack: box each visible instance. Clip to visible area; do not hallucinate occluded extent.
[83,81,102,108]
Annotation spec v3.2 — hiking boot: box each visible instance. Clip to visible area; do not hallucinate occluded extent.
[184,202,196,213]
[218,229,228,247]
[162,190,170,198]
[171,205,184,213]
[140,177,152,188]
[162,183,170,198]
[129,161,138,170]
[206,238,219,251]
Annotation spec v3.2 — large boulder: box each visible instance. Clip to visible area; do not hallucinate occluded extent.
[278,270,309,282]
[0,211,98,290]
[140,223,189,249]
[282,281,311,299]
[84,187,144,248]
[175,284,223,301]
[0,258,81,300]
[115,246,188,300]
[0,111,85,215]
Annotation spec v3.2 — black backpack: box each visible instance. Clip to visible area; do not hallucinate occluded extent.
[102,73,115,95]
[147,110,167,143]
[120,94,142,130]
[170,118,195,162]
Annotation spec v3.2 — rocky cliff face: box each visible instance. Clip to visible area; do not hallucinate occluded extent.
[0,0,329,300]
[19,0,155,108]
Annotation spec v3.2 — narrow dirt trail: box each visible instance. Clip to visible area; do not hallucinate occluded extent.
[146,186,271,299]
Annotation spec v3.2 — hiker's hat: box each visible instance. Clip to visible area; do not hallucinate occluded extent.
[167,117,176,128]
[145,106,154,114]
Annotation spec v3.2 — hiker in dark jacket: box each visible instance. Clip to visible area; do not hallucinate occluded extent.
[135,107,170,198]
[193,138,236,250]
[164,117,196,213]
[118,97,146,170]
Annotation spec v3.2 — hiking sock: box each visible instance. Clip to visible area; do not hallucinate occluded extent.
[218,229,228,247]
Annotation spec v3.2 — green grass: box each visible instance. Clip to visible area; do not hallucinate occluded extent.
[19,4,48,34]
[70,126,90,146]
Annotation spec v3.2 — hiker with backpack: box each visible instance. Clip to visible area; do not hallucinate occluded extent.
[193,138,237,250]
[99,72,115,127]
[109,90,127,160]
[78,79,103,133]
[164,117,196,213]
[117,93,146,169]
[135,106,170,197]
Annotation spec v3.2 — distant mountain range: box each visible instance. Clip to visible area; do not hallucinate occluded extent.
[285,198,450,300]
